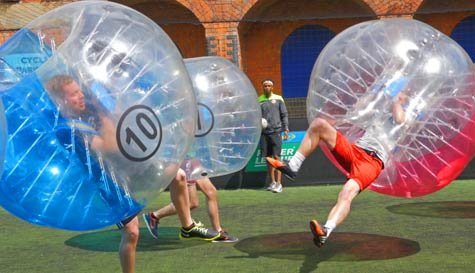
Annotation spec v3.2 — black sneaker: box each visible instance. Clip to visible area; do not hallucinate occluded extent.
[309,220,328,248]
[212,230,239,243]
[266,157,297,180]
[142,212,159,239]
[179,224,220,241]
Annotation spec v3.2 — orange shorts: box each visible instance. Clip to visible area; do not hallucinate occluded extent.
[331,132,383,190]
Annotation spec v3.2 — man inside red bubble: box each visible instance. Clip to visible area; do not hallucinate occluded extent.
[267,90,408,248]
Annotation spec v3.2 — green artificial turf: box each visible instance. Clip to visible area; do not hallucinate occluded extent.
[0,180,474,273]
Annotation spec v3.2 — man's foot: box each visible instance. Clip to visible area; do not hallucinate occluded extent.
[266,157,297,180]
[309,220,327,247]
[212,230,239,243]
[272,183,283,193]
[142,212,159,239]
[179,224,220,241]
[266,181,277,191]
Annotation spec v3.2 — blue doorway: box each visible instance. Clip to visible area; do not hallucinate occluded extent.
[281,25,335,98]
[451,15,475,62]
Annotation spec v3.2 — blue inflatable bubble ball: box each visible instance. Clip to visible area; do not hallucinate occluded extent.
[0,101,6,178]
[0,1,196,230]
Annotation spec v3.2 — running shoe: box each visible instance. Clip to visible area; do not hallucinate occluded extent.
[212,230,239,243]
[142,212,159,239]
[309,220,328,247]
[179,224,220,241]
[266,157,296,180]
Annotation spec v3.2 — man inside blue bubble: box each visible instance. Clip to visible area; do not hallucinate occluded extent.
[46,74,142,272]
[46,75,221,273]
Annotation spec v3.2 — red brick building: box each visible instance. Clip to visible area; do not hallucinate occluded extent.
[1,0,475,117]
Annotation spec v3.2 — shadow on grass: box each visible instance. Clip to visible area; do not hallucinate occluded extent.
[233,232,420,273]
[387,201,475,218]
[65,227,206,252]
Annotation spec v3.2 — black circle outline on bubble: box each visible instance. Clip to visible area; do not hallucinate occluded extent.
[195,102,214,137]
[116,105,162,162]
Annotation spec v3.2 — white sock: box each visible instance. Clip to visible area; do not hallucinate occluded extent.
[324,220,336,237]
[288,151,305,172]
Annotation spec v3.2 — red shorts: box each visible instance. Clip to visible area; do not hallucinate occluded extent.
[331,132,383,190]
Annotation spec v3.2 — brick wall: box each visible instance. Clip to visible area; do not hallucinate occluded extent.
[415,11,475,35]
[161,24,207,58]
[239,17,371,97]
[0,0,473,178]
[0,31,14,44]
[1,0,474,94]
[204,22,240,64]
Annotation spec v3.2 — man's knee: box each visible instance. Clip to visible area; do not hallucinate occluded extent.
[189,196,199,209]
[123,218,140,243]
[189,202,199,210]
[202,187,217,201]
[309,118,330,132]
[310,118,337,146]
[174,169,187,185]
[198,180,217,200]
[338,180,360,202]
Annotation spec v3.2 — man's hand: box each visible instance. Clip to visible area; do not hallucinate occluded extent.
[395,92,408,104]
[283,130,289,140]
[392,92,408,124]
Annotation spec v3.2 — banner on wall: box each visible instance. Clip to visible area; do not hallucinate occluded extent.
[245,131,305,173]
[2,53,48,75]
[0,28,52,80]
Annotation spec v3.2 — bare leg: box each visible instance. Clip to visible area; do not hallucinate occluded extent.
[170,169,193,228]
[267,164,276,183]
[153,203,176,219]
[271,118,337,177]
[154,183,199,220]
[274,156,282,184]
[275,169,282,184]
[310,179,361,247]
[326,179,361,226]
[187,183,200,210]
[297,118,337,157]
[119,216,139,273]
[196,178,221,231]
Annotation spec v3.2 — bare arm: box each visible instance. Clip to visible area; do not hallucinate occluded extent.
[392,93,407,124]
[91,115,119,153]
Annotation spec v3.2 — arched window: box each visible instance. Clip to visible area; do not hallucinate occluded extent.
[281,25,335,98]
[451,15,475,62]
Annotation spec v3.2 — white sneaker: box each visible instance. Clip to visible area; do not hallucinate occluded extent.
[266,182,277,191]
[272,183,283,193]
